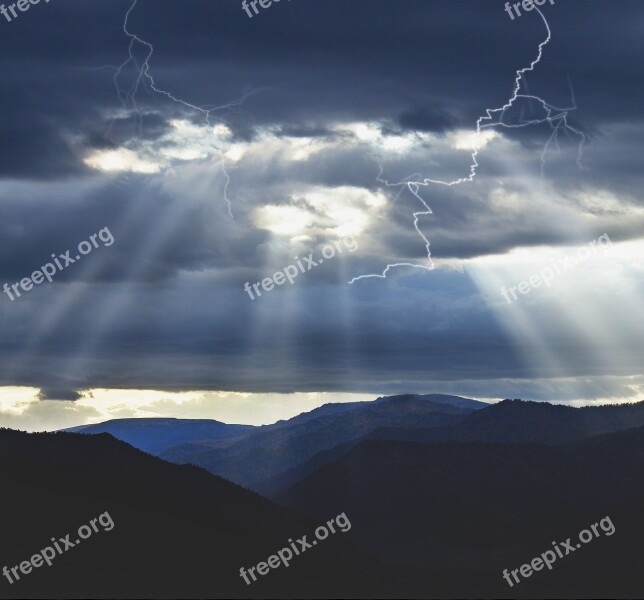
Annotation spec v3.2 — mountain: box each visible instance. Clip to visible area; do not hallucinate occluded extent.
[274,426,644,598]
[57,395,486,489]
[0,427,398,599]
[268,394,487,429]
[63,417,255,454]
[409,393,488,411]
[160,394,479,490]
[371,398,644,445]
[267,400,372,428]
[11,397,644,597]
[255,441,358,497]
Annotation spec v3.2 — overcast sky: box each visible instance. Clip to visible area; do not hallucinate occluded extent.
[1,0,643,431]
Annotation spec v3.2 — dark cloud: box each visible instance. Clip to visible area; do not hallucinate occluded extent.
[395,106,457,133]
[86,112,173,149]
[0,0,642,409]
[37,388,82,402]
[276,124,339,139]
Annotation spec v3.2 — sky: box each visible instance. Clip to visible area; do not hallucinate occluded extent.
[0,0,643,431]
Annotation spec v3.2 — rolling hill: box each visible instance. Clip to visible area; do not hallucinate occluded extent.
[274,426,644,598]
[0,427,397,599]
[370,398,644,445]
[63,417,255,454]
[159,394,481,490]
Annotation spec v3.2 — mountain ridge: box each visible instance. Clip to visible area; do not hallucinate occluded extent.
[159,394,480,489]
[0,427,397,599]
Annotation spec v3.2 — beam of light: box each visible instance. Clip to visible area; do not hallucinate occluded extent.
[0,165,232,394]
[239,235,313,392]
[349,6,586,285]
[465,239,644,403]
[0,178,158,390]
[238,232,362,397]
[7,0,258,393]
[50,165,240,395]
[51,198,196,391]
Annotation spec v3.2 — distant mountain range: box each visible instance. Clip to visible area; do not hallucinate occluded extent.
[63,394,488,491]
[0,428,396,599]
[63,418,254,454]
[370,398,644,445]
[7,393,639,597]
[274,423,644,597]
[162,394,487,489]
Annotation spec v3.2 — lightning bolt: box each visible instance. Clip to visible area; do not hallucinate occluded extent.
[349,6,586,284]
[103,0,257,219]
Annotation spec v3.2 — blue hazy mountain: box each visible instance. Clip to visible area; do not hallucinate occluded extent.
[63,418,255,454]
[160,394,483,489]
[62,394,486,490]
[364,393,488,411]
[39,397,644,597]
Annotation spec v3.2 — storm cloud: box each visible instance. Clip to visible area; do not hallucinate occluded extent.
[0,0,643,429]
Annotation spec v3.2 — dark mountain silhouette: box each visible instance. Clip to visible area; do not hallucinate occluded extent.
[57,395,484,461]
[274,425,644,598]
[227,398,644,496]
[371,398,644,445]
[160,395,478,490]
[255,441,358,497]
[266,394,487,428]
[266,400,372,428]
[411,394,488,411]
[8,397,644,598]
[0,428,399,599]
[63,417,255,454]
